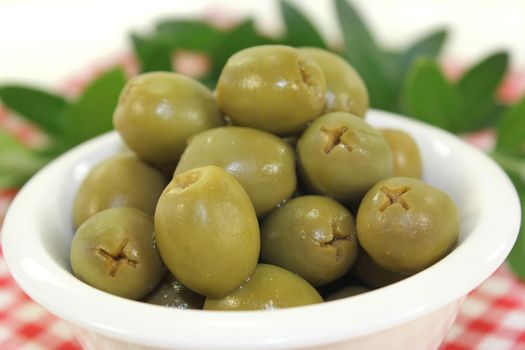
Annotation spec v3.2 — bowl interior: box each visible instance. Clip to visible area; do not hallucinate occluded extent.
[2,110,520,350]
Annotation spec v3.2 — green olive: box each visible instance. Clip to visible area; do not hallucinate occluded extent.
[70,207,165,300]
[143,274,205,309]
[175,127,296,217]
[325,285,369,301]
[72,153,168,229]
[357,177,460,274]
[380,129,422,178]
[300,47,369,117]
[216,45,326,135]
[351,250,409,289]
[154,165,260,298]
[282,135,299,148]
[261,196,358,286]
[113,72,224,167]
[204,264,323,311]
[297,112,392,205]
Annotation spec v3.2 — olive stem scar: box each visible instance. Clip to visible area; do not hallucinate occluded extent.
[317,220,350,261]
[320,126,353,153]
[379,186,410,212]
[97,239,138,277]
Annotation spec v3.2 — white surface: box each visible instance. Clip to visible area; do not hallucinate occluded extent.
[68,299,462,350]
[2,110,521,350]
[0,0,524,88]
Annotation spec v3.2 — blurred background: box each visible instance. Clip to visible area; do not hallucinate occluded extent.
[1,0,524,86]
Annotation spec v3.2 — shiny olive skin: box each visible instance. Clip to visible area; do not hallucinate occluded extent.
[380,129,422,178]
[154,165,260,298]
[72,153,168,229]
[325,285,369,301]
[175,127,296,217]
[351,250,408,289]
[204,264,323,311]
[143,274,204,309]
[297,112,393,205]
[216,45,327,135]
[357,177,460,274]
[70,207,165,300]
[261,196,358,286]
[300,47,369,117]
[114,72,224,167]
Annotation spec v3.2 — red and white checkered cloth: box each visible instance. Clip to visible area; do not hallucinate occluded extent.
[443,267,525,350]
[0,59,525,350]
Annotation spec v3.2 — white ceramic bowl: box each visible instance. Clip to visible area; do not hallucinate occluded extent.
[2,110,521,350]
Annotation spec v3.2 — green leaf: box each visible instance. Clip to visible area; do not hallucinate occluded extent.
[155,19,222,52]
[457,52,509,131]
[483,102,507,128]
[0,85,68,136]
[61,67,126,146]
[335,0,397,110]
[209,20,275,80]
[491,152,525,281]
[496,96,525,157]
[396,29,448,80]
[0,130,50,189]
[401,58,464,132]
[491,152,525,191]
[131,33,172,73]
[279,0,327,48]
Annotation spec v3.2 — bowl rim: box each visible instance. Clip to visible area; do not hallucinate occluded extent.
[2,109,521,349]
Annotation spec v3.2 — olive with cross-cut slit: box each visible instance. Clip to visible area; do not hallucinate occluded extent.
[70,207,165,300]
[260,195,358,286]
[356,177,460,274]
[216,45,327,136]
[297,112,392,206]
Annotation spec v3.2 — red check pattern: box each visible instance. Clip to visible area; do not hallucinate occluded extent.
[0,61,524,350]
[0,248,79,350]
[442,266,525,350]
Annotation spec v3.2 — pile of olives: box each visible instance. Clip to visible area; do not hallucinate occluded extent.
[69,45,460,311]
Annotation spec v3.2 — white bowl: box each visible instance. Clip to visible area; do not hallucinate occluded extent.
[2,110,521,350]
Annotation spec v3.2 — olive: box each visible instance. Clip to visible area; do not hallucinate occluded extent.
[143,274,204,309]
[216,45,326,135]
[261,196,358,286]
[154,165,260,298]
[72,153,168,229]
[351,250,409,289]
[175,126,296,217]
[297,112,392,205]
[380,129,422,178]
[70,207,165,300]
[203,264,323,311]
[357,177,460,274]
[325,285,369,301]
[300,47,369,117]
[282,135,299,148]
[113,72,224,167]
